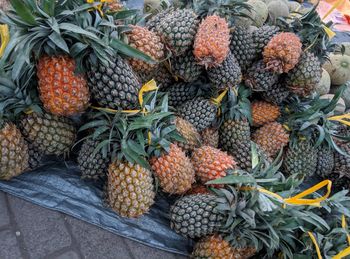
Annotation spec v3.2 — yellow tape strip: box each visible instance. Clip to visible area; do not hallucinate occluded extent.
[328,113,350,127]
[333,246,350,259]
[308,232,323,259]
[322,0,346,20]
[0,24,10,58]
[342,215,350,245]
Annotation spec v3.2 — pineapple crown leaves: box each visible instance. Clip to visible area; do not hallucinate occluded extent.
[79,91,183,169]
[219,85,252,123]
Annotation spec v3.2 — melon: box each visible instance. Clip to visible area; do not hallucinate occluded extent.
[267,1,290,23]
[287,1,301,12]
[320,94,346,115]
[315,69,331,95]
[248,0,269,27]
[323,54,350,86]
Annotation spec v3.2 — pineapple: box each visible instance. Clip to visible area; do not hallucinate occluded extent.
[88,56,141,110]
[283,141,317,178]
[152,64,175,90]
[107,161,155,218]
[107,0,124,12]
[263,32,302,74]
[186,183,211,195]
[0,122,29,180]
[150,144,195,194]
[286,51,322,97]
[126,25,164,75]
[251,101,280,127]
[177,97,217,131]
[151,9,199,56]
[261,80,290,104]
[252,122,289,158]
[37,55,90,116]
[19,112,76,156]
[333,143,350,176]
[170,49,203,82]
[315,145,334,178]
[78,139,111,181]
[170,194,225,238]
[201,127,219,148]
[174,117,201,153]
[230,26,256,71]
[27,142,44,170]
[192,235,256,259]
[191,146,237,184]
[146,7,174,32]
[252,25,280,57]
[245,60,279,92]
[207,52,242,90]
[194,15,230,68]
[167,82,199,107]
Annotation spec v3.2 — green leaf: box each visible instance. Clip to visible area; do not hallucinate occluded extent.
[110,38,156,64]
[113,9,139,19]
[48,31,69,53]
[10,0,37,25]
[79,120,108,132]
[42,0,55,16]
[207,174,256,185]
[59,23,100,40]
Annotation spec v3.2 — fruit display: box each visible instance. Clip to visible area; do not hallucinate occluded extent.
[1,0,350,258]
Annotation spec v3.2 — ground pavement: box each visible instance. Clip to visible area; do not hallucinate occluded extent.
[0,191,187,259]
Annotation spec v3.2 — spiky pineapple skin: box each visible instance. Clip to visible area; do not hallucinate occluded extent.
[88,56,141,110]
[174,117,201,152]
[194,15,230,68]
[27,142,43,170]
[19,112,76,156]
[78,139,111,181]
[252,25,280,57]
[186,183,211,195]
[152,64,175,90]
[146,8,173,32]
[150,144,195,194]
[170,194,224,238]
[167,82,198,107]
[107,161,155,218]
[201,128,219,148]
[152,9,199,56]
[252,122,289,158]
[333,143,350,176]
[286,52,322,97]
[283,141,317,178]
[207,52,242,90]
[219,119,252,170]
[192,235,256,259]
[262,80,290,104]
[315,146,334,178]
[230,26,256,71]
[263,32,302,74]
[177,97,217,131]
[170,49,203,82]
[251,101,280,127]
[0,123,29,180]
[127,25,164,74]
[245,60,278,92]
[191,146,236,184]
[37,55,90,116]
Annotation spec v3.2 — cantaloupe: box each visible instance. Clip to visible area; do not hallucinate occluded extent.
[315,69,331,95]
[320,94,346,115]
[323,54,350,85]
[267,0,290,23]
[287,1,301,12]
[248,0,269,27]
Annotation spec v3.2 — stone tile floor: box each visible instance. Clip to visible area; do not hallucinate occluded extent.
[0,191,187,259]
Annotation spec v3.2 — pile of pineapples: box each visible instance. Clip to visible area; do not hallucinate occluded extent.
[1,0,350,257]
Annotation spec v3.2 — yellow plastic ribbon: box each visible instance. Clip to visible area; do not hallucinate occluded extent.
[322,25,336,40]
[342,215,350,245]
[211,89,229,106]
[0,24,10,58]
[308,232,323,259]
[333,246,350,259]
[322,0,346,20]
[328,113,350,127]
[241,180,332,207]
[86,0,113,16]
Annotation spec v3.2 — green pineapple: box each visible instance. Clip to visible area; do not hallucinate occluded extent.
[261,79,290,104]
[27,142,44,170]
[170,49,203,82]
[177,97,217,131]
[286,51,322,97]
[78,139,111,181]
[315,145,334,178]
[207,52,242,90]
[167,82,199,107]
[230,26,256,71]
[152,64,175,90]
[245,60,279,92]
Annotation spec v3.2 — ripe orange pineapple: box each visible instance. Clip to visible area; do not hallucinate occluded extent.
[150,143,195,194]
[201,127,219,148]
[263,32,302,74]
[251,101,280,127]
[252,122,290,158]
[193,15,230,68]
[126,25,164,75]
[191,146,236,184]
[108,0,124,11]
[192,235,256,259]
[174,117,201,152]
[37,56,90,117]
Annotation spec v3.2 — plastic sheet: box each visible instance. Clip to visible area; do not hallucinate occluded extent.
[0,160,193,255]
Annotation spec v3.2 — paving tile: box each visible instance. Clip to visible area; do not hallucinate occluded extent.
[53,250,80,259]
[66,216,133,259]
[0,192,10,228]
[0,229,23,259]
[7,196,71,259]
